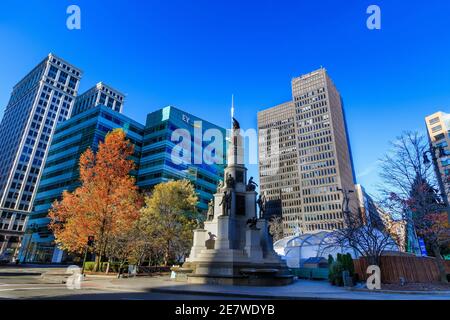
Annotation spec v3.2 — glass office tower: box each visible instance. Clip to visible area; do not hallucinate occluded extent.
[138,106,226,212]
[0,54,82,260]
[19,105,144,263]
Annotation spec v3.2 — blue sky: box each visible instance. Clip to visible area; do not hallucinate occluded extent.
[1,0,450,196]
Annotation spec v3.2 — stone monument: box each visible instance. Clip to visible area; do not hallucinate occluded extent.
[183,107,293,286]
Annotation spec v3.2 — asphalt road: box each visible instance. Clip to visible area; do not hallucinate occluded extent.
[0,266,247,300]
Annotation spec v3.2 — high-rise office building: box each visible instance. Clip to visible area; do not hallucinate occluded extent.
[0,54,82,260]
[258,68,356,236]
[137,106,226,212]
[425,111,450,205]
[18,105,144,263]
[71,82,125,116]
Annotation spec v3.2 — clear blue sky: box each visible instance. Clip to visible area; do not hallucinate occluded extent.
[1,0,450,196]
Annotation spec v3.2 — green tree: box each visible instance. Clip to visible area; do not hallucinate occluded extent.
[140,180,199,266]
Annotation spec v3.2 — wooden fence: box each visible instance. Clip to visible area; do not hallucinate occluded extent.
[354,255,450,284]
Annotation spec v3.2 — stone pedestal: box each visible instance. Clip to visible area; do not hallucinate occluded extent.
[215,216,231,250]
[188,229,208,260]
[245,229,263,260]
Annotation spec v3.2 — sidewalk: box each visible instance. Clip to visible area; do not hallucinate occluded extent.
[95,276,450,300]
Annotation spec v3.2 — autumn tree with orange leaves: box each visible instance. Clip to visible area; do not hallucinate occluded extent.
[49,129,142,271]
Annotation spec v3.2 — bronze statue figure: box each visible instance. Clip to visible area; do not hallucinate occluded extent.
[246,176,258,191]
[246,217,259,230]
[225,173,235,189]
[232,117,240,130]
[219,190,232,216]
[257,193,266,218]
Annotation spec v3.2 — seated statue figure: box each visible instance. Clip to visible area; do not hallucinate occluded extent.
[246,176,258,191]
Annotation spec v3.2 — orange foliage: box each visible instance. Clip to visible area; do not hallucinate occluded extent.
[49,129,142,256]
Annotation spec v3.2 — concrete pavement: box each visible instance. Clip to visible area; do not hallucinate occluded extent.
[0,265,449,300]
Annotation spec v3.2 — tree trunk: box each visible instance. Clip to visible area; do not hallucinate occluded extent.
[94,254,101,272]
[164,241,171,266]
[105,257,111,274]
[432,244,448,283]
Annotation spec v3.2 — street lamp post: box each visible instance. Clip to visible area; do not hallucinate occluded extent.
[423,145,450,223]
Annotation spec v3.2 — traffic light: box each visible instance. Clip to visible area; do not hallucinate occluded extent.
[87,235,95,247]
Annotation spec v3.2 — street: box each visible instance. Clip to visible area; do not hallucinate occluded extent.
[1,265,449,300]
[0,265,246,300]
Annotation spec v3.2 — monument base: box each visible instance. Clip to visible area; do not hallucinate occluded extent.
[182,259,294,286]
[187,273,294,286]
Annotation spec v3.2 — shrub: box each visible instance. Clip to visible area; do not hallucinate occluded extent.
[328,253,355,286]
[83,262,95,271]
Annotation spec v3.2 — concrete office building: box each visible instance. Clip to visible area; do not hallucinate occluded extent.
[19,105,144,263]
[71,82,125,116]
[258,68,356,236]
[0,54,82,260]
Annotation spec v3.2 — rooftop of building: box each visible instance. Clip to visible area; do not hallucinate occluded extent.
[59,104,145,131]
[145,105,226,131]
[257,101,294,117]
[13,53,83,90]
[77,81,126,99]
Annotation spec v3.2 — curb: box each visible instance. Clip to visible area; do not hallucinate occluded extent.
[149,287,340,300]
[348,287,450,295]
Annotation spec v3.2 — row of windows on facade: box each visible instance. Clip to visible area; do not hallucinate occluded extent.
[301,167,337,180]
[299,129,331,143]
[302,185,339,196]
[298,142,332,157]
[300,150,335,164]
[293,86,326,101]
[257,118,295,130]
[301,159,335,172]
[297,102,328,118]
[7,67,45,108]
[301,175,337,187]
[0,89,38,178]
[305,211,343,221]
[298,120,330,135]
[297,113,330,128]
[47,65,78,90]
[303,222,344,232]
[292,79,325,97]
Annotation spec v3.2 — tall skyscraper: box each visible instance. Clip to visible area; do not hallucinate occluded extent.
[425,111,450,205]
[71,82,125,116]
[0,54,81,260]
[258,68,356,236]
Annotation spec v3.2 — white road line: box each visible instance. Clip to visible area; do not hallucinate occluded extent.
[0,287,65,292]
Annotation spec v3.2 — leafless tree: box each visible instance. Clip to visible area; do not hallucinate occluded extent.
[378,131,449,283]
[323,189,397,266]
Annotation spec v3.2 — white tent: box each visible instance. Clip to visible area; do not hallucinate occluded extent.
[273,230,399,268]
